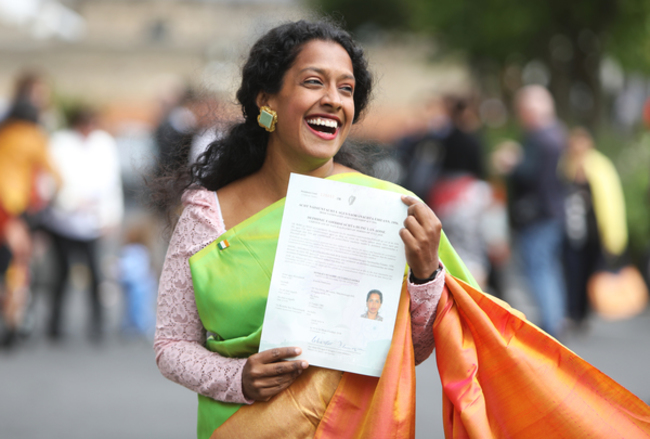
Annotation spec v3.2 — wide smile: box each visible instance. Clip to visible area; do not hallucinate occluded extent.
[304,115,341,140]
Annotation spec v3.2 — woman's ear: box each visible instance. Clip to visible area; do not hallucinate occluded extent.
[256,91,270,110]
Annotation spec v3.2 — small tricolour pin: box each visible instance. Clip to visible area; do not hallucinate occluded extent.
[217,240,230,250]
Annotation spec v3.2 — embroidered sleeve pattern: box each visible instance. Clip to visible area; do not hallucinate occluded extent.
[153,189,252,404]
[407,264,446,365]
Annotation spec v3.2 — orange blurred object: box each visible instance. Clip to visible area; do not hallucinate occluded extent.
[588,266,648,320]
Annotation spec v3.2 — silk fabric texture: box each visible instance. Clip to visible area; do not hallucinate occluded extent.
[436,274,650,438]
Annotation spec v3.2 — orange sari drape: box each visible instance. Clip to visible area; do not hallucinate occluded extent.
[435,273,650,438]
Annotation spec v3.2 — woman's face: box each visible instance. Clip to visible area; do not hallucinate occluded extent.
[367,293,382,315]
[262,40,355,169]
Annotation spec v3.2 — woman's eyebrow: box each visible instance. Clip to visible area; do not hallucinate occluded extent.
[299,67,355,81]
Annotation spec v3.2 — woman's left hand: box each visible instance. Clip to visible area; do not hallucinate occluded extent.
[399,196,442,280]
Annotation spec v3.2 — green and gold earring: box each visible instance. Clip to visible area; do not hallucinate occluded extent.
[257,106,278,132]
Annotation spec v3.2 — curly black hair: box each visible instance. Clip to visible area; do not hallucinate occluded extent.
[148,20,374,218]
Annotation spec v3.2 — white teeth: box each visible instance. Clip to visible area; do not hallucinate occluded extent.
[306,117,338,128]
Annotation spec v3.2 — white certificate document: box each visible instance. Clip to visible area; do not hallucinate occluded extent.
[259,173,408,377]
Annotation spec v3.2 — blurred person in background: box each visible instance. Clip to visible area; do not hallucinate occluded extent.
[187,94,228,166]
[492,85,567,338]
[118,220,157,340]
[153,86,200,175]
[425,95,493,289]
[6,72,52,125]
[437,95,486,179]
[482,181,512,299]
[0,72,60,348]
[559,127,628,328]
[394,97,446,199]
[398,94,504,291]
[453,95,512,297]
[40,106,124,341]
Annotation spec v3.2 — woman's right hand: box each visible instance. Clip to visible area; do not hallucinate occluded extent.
[242,347,309,401]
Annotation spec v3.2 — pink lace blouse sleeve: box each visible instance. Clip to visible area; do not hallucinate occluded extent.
[407,265,446,366]
[153,189,252,404]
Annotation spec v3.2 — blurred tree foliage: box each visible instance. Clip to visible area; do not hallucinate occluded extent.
[314,0,650,126]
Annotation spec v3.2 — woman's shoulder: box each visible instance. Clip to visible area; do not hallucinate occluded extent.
[166,186,225,256]
[181,187,224,227]
[182,186,216,208]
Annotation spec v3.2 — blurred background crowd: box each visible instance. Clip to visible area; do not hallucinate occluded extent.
[1,0,650,436]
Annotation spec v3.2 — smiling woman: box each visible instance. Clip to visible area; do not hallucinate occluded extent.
[255,39,356,175]
[150,19,650,439]
[151,20,448,439]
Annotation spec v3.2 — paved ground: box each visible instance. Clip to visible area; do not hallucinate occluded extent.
[1,247,649,438]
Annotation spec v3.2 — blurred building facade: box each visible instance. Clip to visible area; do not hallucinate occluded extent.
[0,0,473,142]
[0,0,306,104]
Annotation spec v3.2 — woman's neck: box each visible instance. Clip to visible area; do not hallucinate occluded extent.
[253,152,340,201]
[217,151,357,231]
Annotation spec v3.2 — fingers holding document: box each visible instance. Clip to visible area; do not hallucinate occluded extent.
[400,196,442,280]
[242,347,309,401]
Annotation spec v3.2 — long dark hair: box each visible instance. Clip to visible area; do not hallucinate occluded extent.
[148,20,374,218]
